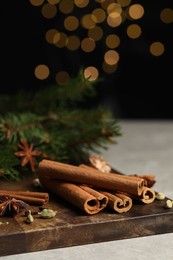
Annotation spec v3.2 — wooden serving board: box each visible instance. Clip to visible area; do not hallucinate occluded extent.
[0,176,173,257]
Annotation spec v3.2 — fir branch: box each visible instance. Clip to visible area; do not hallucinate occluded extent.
[0,71,122,181]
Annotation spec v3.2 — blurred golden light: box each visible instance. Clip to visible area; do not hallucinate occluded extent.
[88,26,103,41]
[102,62,118,74]
[149,42,165,56]
[35,64,50,80]
[54,32,67,48]
[106,34,120,49]
[160,8,173,24]
[41,3,57,19]
[128,4,144,19]
[48,0,60,4]
[66,36,80,51]
[81,14,96,29]
[107,12,122,27]
[92,8,106,23]
[101,0,116,10]
[52,32,61,44]
[104,50,119,65]
[74,0,89,8]
[117,0,131,7]
[29,0,44,6]
[64,16,79,31]
[81,38,96,52]
[84,66,99,81]
[127,24,142,39]
[95,0,105,3]
[59,0,74,14]
[55,71,70,85]
[107,3,122,15]
[45,29,60,44]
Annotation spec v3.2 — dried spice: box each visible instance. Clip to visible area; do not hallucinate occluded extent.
[89,155,111,173]
[14,138,41,172]
[165,199,173,209]
[38,208,57,218]
[156,192,165,200]
[25,210,34,224]
[0,195,29,216]
[131,174,156,188]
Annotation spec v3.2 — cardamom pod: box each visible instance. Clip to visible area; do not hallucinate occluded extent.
[25,210,34,224]
[156,192,165,200]
[39,208,57,218]
[165,199,173,209]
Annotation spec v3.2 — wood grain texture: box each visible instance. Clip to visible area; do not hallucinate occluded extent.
[0,176,173,257]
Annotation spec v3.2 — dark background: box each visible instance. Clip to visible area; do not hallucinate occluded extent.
[0,1,173,119]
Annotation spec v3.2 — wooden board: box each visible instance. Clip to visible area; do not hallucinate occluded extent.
[0,176,173,257]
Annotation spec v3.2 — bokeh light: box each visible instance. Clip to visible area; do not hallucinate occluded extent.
[54,33,67,48]
[128,4,144,20]
[74,0,89,8]
[149,42,165,56]
[160,8,173,24]
[106,34,120,49]
[84,66,99,81]
[104,50,119,65]
[59,0,74,14]
[29,0,44,6]
[35,64,50,80]
[66,36,80,51]
[64,16,79,31]
[117,0,131,7]
[55,71,70,85]
[88,26,103,41]
[30,0,171,82]
[127,24,142,39]
[41,3,57,19]
[92,8,106,23]
[81,38,96,52]
[48,0,60,4]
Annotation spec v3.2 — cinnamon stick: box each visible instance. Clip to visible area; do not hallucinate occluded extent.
[39,176,108,215]
[125,186,156,204]
[98,190,133,213]
[0,190,49,206]
[136,187,156,204]
[38,160,144,196]
[129,174,156,188]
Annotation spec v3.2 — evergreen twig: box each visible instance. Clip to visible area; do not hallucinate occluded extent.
[0,70,122,181]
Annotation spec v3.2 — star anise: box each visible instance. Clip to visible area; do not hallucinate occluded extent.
[0,169,4,175]
[15,138,42,172]
[0,195,29,216]
[89,155,111,173]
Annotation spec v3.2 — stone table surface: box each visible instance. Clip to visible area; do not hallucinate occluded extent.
[1,120,173,260]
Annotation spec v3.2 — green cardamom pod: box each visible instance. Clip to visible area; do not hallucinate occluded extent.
[39,208,57,218]
[25,211,34,224]
[156,192,165,200]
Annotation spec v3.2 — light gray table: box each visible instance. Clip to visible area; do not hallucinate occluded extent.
[1,121,173,260]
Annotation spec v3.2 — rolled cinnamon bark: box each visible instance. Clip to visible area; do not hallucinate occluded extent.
[39,176,108,215]
[38,160,144,196]
[137,187,156,204]
[0,190,49,205]
[127,187,156,204]
[98,190,133,213]
[129,174,156,188]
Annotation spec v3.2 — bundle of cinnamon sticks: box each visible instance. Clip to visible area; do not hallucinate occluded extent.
[0,190,49,206]
[38,159,156,215]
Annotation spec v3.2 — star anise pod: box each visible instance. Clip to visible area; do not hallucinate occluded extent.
[0,169,4,175]
[0,195,29,216]
[15,138,42,172]
[89,155,111,173]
